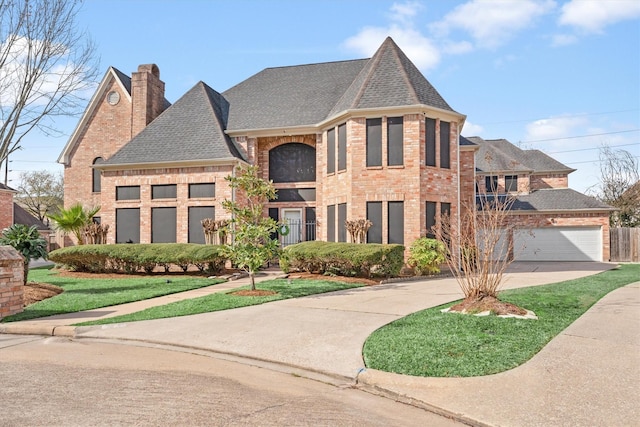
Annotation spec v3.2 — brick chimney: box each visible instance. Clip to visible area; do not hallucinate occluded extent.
[131,64,165,138]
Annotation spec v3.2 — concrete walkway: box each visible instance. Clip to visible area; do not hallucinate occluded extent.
[2,262,638,426]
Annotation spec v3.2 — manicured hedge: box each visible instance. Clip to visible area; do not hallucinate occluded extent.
[48,243,226,274]
[281,241,404,278]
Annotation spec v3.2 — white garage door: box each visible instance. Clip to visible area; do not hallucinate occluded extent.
[514,226,602,261]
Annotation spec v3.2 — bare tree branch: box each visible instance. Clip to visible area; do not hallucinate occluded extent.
[0,0,98,165]
[588,144,640,227]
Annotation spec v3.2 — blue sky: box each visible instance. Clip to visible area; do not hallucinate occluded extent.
[9,0,640,194]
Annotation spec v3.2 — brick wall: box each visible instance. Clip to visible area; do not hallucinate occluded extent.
[0,245,24,320]
[0,190,14,231]
[530,173,569,190]
[64,78,133,218]
[101,165,235,244]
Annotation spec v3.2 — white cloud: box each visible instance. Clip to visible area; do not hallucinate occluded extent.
[551,33,579,46]
[389,1,423,24]
[524,115,588,147]
[559,0,640,33]
[431,0,556,49]
[343,1,441,70]
[462,121,484,136]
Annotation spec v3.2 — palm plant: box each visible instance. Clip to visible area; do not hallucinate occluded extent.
[48,203,100,245]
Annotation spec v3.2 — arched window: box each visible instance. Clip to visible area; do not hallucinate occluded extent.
[92,157,104,193]
[268,143,316,183]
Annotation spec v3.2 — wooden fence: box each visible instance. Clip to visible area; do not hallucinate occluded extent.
[610,227,640,262]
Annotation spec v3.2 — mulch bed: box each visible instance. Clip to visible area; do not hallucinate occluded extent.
[23,282,64,306]
[448,295,528,316]
[287,272,380,286]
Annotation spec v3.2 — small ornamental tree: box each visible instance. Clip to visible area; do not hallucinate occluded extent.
[0,224,48,286]
[222,165,280,290]
[407,237,446,275]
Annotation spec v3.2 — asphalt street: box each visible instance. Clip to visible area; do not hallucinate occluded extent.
[0,335,462,427]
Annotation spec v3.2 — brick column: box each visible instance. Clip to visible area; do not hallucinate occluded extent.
[0,246,24,320]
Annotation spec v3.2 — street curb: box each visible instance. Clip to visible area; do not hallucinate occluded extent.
[355,370,491,427]
[0,323,77,337]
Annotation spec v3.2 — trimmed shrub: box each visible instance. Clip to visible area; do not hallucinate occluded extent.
[283,241,404,278]
[49,243,226,274]
[407,237,446,275]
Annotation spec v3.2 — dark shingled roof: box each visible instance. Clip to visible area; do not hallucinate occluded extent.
[111,67,132,95]
[512,189,614,211]
[223,59,367,131]
[0,183,16,191]
[459,135,477,146]
[224,37,456,131]
[103,37,459,165]
[14,204,50,230]
[478,188,614,212]
[104,82,243,166]
[329,37,455,116]
[467,136,574,173]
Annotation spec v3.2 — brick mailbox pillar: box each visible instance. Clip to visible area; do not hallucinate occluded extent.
[0,245,25,320]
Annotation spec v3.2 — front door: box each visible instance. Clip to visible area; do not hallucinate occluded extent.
[282,209,302,247]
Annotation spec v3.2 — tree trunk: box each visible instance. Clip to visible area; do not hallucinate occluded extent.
[249,271,256,291]
[23,260,29,287]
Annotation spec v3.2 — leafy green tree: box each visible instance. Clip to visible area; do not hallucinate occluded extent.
[0,224,48,286]
[222,165,280,290]
[48,203,100,245]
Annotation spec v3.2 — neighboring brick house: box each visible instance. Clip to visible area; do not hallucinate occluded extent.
[0,183,52,249]
[466,137,613,261]
[57,37,612,261]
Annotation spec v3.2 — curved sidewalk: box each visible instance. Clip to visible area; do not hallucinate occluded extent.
[3,262,638,426]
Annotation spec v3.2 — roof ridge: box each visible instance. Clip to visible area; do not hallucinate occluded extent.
[389,38,420,104]
[350,44,385,109]
[264,58,368,71]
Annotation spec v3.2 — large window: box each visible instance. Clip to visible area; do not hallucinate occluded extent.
[387,117,403,166]
[189,183,215,198]
[327,205,336,242]
[338,203,347,243]
[116,208,140,243]
[188,206,214,244]
[366,201,382,243]
[426,201,436,239]
[366,118,382,167]
[505,175,518,193]
[338,123,347,171]
[152,184,177,199]
[269,143,316,183]
[440,121,450,169]
[388,201,404,244]
[92,157,104,193]
[116,185,140,201]
[275,188,316,202]
[485,176,498,193]
[426,118,436,167]
[327,128,336,174]
[151,207,176,243]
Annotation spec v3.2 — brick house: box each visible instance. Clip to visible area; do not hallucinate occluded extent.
[0,183,52,248]
[58,37,612,261]
[466,137,613,261]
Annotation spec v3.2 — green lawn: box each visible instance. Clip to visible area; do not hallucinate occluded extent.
[2,267,226,322]
[76,278,366,326]
[363,264,640,378]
